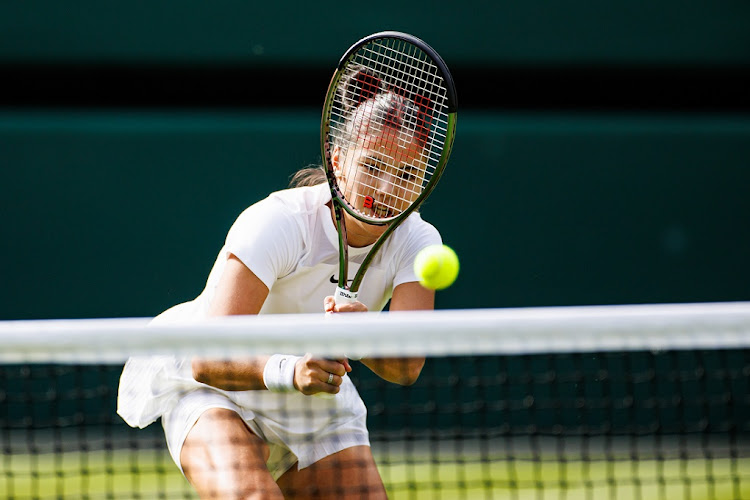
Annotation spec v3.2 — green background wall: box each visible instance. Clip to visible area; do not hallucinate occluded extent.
[2,111,748,319]
[1,1,749,320]
[2,1,749,65]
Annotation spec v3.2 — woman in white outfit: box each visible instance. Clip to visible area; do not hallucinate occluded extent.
[117,68,443,499]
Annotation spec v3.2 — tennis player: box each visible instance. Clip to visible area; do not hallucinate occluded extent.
[117,69,442,499]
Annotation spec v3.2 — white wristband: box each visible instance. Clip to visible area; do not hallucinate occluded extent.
[263,354,302,393]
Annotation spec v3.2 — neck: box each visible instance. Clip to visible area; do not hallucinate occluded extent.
[328,202,383,248]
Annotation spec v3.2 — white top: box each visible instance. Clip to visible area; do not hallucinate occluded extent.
[117,183,442,428]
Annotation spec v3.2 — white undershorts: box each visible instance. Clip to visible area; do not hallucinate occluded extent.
[161,385,370,481]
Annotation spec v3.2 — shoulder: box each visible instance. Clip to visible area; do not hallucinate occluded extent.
[381,212,442,265]
[231,184,330,235]
[225,186,332,286]
[267,183,331,214]
[395,212,441,243]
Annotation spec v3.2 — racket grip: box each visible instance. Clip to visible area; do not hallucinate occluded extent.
[330,287,365,359]
[334,286,358,304]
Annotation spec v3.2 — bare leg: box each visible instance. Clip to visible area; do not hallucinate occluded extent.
[277,445,387,499]
[180,408,284,500]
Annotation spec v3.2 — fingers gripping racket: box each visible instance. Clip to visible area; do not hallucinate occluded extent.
[321,32,458,305]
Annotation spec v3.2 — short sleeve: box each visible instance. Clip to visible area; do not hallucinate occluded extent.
[392,216,442,288]
[224,198,303,290]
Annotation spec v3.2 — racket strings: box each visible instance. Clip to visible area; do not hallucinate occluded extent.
[342,111,431,218]
[354,163,425,216]
[330,38,450,221]
[356,42,449,160]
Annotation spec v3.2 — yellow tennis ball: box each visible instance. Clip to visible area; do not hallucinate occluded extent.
[414,244,460,290]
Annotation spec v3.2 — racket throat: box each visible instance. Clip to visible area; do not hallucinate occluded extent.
[334,204,357,304]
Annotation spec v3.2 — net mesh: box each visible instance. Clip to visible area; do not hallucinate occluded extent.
[1,302,749,499]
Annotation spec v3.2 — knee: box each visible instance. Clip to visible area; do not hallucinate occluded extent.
[181,408,280,499]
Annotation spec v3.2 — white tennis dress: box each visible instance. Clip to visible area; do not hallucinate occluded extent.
[117,183,441,478]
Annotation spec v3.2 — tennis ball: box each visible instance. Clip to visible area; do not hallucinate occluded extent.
[414,244,460,290]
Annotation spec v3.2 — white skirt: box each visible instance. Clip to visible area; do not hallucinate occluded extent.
[161,382,370,479]
[118,354,370,480]
[116,298,370,478]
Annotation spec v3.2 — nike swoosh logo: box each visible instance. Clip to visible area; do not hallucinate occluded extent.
[330,275,354,284]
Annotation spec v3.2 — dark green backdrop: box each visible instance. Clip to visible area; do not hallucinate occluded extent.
[2,1,749,319]
[1,111,748,319]
[2,1,749,65]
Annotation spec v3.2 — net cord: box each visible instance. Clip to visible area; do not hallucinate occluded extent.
[1,302,749,363]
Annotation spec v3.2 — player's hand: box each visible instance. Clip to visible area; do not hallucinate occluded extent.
[293,354,352,395]
[324,296,369,313]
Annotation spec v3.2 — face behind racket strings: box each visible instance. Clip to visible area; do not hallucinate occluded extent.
[321,32,458,305]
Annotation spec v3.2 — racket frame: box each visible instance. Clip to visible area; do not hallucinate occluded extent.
[321,31,458,296]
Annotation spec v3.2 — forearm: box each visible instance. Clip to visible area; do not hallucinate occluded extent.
[361,356,425,386]
[358,281,430,385]
[191,357,271,391]
[191,355,350,395]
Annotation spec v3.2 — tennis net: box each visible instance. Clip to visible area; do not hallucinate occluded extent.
[1,302,749,499]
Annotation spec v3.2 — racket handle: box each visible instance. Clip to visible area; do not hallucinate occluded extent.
[330,287,365,359]
[334,286,358,304]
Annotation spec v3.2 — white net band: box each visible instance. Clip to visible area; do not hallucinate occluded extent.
[2,302,749,363]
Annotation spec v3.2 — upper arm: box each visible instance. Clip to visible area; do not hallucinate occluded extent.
[222,199,302,292]
[389,281,434,311]
[390,216,441,308]
[193,255,269,389]
[208,253,269,316]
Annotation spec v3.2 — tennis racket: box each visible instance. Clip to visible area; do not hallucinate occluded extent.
[321,31,458,305]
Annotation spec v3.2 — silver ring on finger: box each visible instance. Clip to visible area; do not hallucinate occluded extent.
[327,373,334,385]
